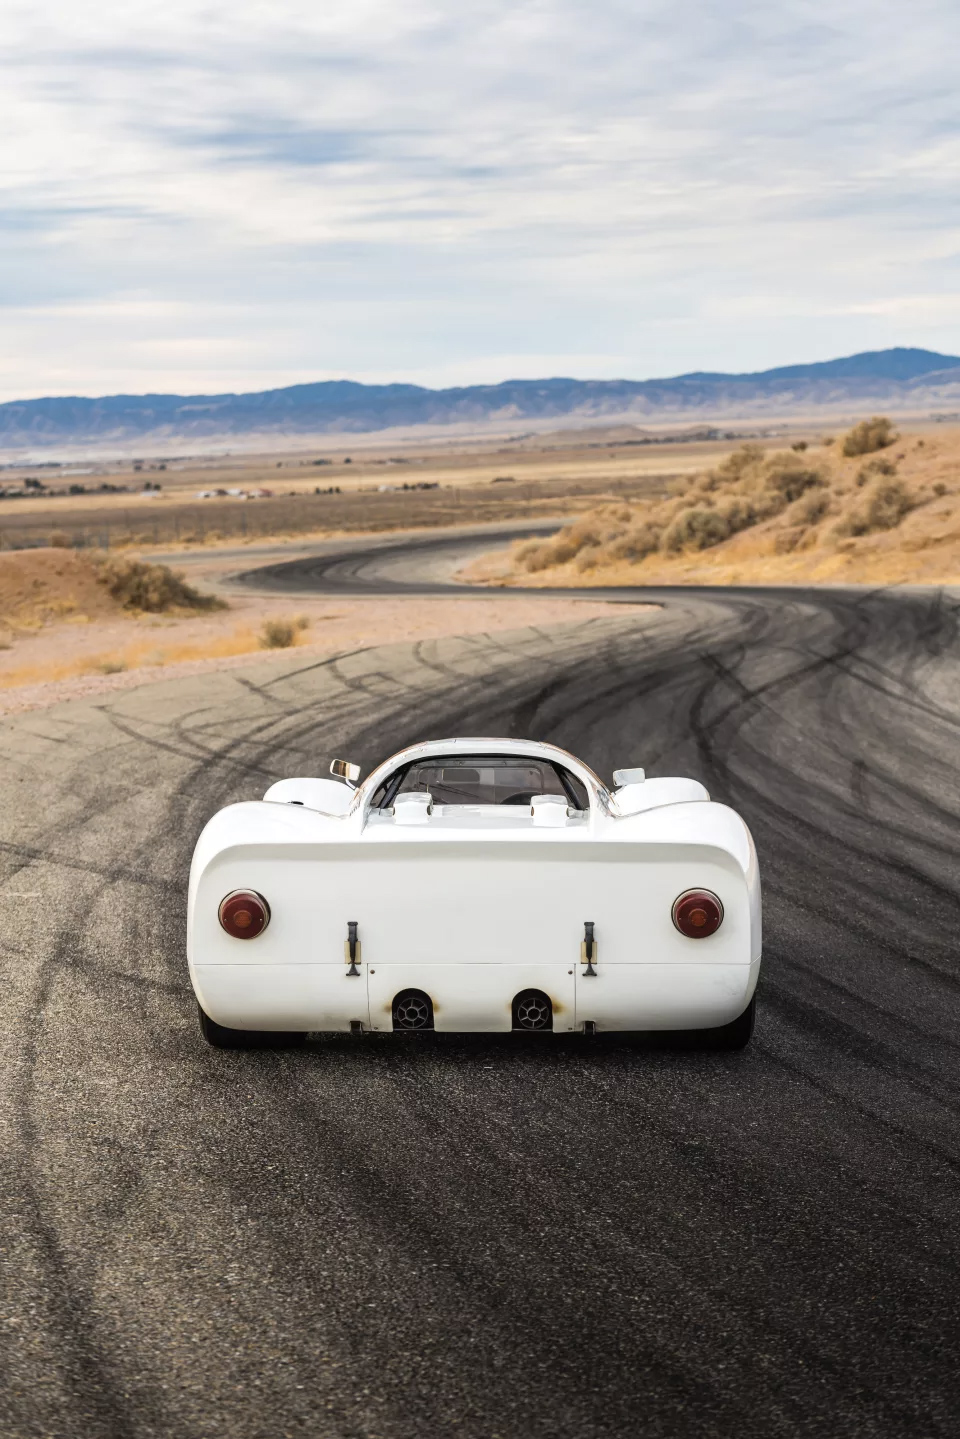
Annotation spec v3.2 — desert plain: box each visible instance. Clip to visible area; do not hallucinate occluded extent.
[0,415,957,716]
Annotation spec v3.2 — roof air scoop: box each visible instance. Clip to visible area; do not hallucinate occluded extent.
[531,794,569,827]
[393,792,432,825]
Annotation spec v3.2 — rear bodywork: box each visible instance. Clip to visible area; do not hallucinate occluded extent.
[188,739,761,1034]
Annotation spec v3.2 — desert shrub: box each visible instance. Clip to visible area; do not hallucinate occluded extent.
[294,613,311,631]
[505,428,894,574]
[856,457,897,487]
[763,460,826,503]
[96,556,225,613]
[933,481,948,496]
[98,659,127,675]
[835,478,915,537]
[792,490,831,526]
[517,536,562,571]
[547,534,581,566]
[48,531,72,548]
[711,443,765,484]
[661,507,730,553]
[842,416,897,457]
[791,440,808,452]
[569,515,611,547]
[259,618,298,648]
[608,524,662,562]
[717,496,761,534]
[518,542,559,573]
[514,513,614,571]
[513,538,548,572]
[529,523,596,568]
[863,478,915,530]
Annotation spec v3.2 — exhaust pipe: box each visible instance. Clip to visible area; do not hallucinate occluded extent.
[513,990,553,1032]
[392,990,434,1031]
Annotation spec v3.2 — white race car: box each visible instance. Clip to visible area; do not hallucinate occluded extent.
[188,738,761,1050]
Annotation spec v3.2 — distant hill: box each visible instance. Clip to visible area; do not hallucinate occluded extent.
[2,347,960,453]
[675,348,960,383]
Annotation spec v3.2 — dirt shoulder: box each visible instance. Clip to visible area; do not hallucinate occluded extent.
[0,559,647,716]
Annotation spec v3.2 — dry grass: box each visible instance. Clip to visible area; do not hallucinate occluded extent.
[496,421,960,588]
[0,477,662,554]
[0,624,279,690]
[0,596,641,711]
[0,429,737,552]
[0,549,123,636]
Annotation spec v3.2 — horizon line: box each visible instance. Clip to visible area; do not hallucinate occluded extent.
[1,344,958,408]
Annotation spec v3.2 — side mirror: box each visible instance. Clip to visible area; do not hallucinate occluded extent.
[612,766,645,788]
[330,758,361,786]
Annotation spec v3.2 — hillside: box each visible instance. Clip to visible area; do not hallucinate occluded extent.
[478,419,960,588]
[3,349,960,452]
[0,550,221,638]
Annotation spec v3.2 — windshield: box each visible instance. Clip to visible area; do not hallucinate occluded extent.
[371,754,589,809]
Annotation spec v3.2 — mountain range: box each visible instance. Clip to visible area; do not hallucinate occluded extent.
[2,347,960,454]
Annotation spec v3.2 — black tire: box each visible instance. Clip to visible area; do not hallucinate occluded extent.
[696,994,756,1051]
[197,1004,306,1049]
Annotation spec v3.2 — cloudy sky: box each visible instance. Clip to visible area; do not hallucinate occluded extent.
[2,0,959,399]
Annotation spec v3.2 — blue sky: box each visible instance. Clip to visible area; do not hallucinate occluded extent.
[1,0,959,399]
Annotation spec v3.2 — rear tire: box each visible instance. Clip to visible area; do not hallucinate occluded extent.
[197,1004,306,1049]
[696,995,756,1051]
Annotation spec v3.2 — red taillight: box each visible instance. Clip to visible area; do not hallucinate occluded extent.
[218,890,270,939]
[672,889,723,938]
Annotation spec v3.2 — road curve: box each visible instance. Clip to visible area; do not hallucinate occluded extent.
[227,518,565,596]
[1,530,959,1439]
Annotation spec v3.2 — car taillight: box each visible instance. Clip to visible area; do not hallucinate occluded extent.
[218,890,270,939]
[672,889,723,938]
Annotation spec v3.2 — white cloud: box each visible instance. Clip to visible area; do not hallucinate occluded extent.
[0,0,959,397]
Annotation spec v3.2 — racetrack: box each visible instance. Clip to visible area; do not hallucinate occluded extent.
[2,530,959,1438]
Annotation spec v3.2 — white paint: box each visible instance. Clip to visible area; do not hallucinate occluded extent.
[188,738,762,1033]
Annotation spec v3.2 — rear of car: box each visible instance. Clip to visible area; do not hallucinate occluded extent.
[188,787,759,1043]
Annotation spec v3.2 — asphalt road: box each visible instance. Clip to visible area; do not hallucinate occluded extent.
[2,530,959,1439]
[154,517,562,586]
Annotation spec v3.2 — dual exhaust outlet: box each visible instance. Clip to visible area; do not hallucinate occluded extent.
[391,987,554,1032]
[378,919,601,1033]
[388,919,599,1033]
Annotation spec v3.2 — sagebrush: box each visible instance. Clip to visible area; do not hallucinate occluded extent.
[513,425,928,576]
[516,445,831,572]
[259,618,298,648]
[834,479,915,537]
[842,416,897,457]
[96,556,225,613]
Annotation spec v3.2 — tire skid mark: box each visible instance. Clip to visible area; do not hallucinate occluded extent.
[3,584,959,1438]
[0,840,179,893]
[8,913,169,1436]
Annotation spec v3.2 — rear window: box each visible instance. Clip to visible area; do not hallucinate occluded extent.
[372,754,589,810]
